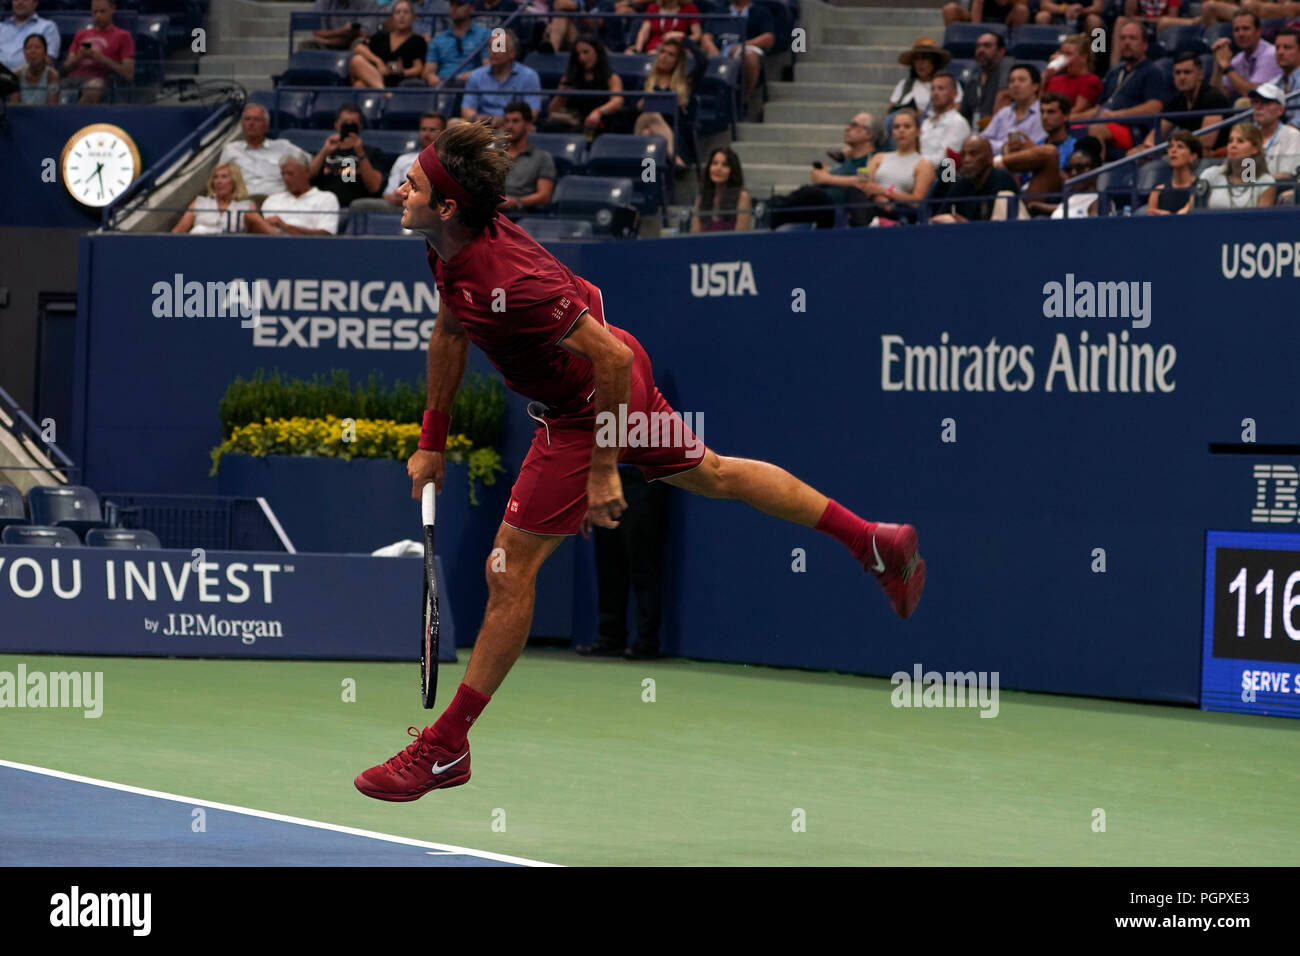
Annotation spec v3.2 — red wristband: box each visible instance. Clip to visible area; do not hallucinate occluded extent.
[419,409,451,451]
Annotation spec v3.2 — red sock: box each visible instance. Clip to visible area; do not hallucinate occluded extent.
[431,683,491,751]
[815,499,876,561]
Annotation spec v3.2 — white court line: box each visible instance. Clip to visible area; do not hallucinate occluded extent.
[0,759,558,867]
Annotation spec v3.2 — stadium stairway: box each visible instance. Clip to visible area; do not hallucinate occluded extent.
[201,0,313,93]
[737,1,939,197]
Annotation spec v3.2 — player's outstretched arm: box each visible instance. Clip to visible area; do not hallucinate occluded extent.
[559,311,633,534]
[408,297,470,499]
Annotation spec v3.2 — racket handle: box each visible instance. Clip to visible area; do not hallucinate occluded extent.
[421,481,436,526]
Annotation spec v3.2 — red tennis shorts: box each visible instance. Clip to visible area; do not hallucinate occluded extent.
[504,285,707,536]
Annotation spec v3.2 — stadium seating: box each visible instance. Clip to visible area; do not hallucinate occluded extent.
[364,131,421,157]
[1158,24,1211,55]
[1,525,81,548]
[347,212,409,235]
[86,528,162,549]
[274,50,351,87]
[26,485,110,540]
[282,128,335,156]
[516,217,597,240]
[528,133,587,177]
[0,484,28,533]
[1008,25,1064,60]
[757,0,796,54]
[943,23,1007,59]
[311,89,387,128]
[252,89,315,130]
[379,91,444,129]
[774,221,816,231]
[551,176,639,237]
[694,57,741,135]
[584,134,669,212]
[524,52,569,89]
[607,53,655,89]
[1203,22,1234,46]
[1096,164,1138,211]
[1136,158,1172,202]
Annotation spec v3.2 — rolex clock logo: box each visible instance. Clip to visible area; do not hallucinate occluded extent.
[60,123,142,208]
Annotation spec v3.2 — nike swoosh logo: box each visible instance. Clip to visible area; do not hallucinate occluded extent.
[870,536,886,573]
[431,751,468,774]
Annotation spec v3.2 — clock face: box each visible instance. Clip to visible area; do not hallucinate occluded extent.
[61,123,142,208]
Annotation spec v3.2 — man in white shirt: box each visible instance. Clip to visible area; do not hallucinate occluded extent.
[1251,82,1300,186]
[249,151,341,235]
[921,72,972,171]
[381,112,446,206]
[0,0,59,72]
[218,104,298,199]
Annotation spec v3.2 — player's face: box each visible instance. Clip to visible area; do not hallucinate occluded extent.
[401,162,449,235]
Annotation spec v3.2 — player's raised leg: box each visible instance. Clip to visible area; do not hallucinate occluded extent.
[354,523,564,801]
[662,449,925,618]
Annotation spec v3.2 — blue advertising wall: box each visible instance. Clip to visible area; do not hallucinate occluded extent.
[71,217,1300,702]
[0,107,212,227]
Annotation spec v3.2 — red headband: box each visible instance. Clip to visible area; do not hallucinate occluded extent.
[418,143,474,209]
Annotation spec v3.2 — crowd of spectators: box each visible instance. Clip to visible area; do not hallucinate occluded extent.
[2,0,134,103]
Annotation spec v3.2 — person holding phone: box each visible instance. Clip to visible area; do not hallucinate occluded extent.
[62,0,133,103]
[308,103,385,206]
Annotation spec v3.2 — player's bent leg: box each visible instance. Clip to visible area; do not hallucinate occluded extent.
[662,449,926,619]
[354,523,565,802]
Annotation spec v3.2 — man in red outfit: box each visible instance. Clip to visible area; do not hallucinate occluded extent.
[354,123,926,802]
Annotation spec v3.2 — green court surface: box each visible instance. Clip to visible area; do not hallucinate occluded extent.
[2,650,1298,866]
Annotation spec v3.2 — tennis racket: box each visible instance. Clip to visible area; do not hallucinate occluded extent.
[420,481,439,709]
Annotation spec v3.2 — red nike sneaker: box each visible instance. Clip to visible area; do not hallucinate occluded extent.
[863,522,926,619]
[354,726,471,802]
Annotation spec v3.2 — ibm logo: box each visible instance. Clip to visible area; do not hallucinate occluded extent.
[1252,465,1299,524]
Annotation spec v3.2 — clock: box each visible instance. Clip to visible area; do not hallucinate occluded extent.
[60,123,142,208]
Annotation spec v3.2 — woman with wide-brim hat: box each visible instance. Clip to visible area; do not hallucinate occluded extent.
[888,36,959,115]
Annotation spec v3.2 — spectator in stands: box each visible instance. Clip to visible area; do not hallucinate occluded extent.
[543,33,624,133]
[475,0,520,30]
[1273,27,1300,125]
[889,37,957,116]
[498,101,557,216]
[423,0,490,88]
[692,147,751,231]
[219,104,299,202]
[249,150,342,235]
[1211,10,1281,98]
[304,0,376,51]
[543,0,609,55]
[1236,0,1300,22]
[354,110,445,210]
[1129,51,1229,156]
[920,71,971,169]
[1051,137,1104,217]
[942,0,1031,28]
[308,103,385,205]
[928,134,1022,222]
[982,63,1046,153]
[1122,0,1197,32]
[1033,0,1104,35]
[961,32,1014,130]
[997,128,1064,215]
[769,111,878,228]
[1072,18,1167,158]
[1198,122,1277,206]
[701,0,775,108]
[628,0,702,53]
[462,29,543,124]
[1251,82,1300,183]
[1042,34,1103,112]
[9,33,59,104]
[61,0,133,104]
[1147,128,1203,214]
[1035,90,1078,167]
[853,107,935,224]
[172,163,267,234]
[0,0,59,73]
[634,35,705,165]
[349,0,428,87]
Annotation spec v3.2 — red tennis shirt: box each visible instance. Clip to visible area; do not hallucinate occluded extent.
[427,216,598,414]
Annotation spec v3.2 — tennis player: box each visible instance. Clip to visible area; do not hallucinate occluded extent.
[354,123,926,801]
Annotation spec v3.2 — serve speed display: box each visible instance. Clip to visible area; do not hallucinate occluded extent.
[1203,531,1300,717]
